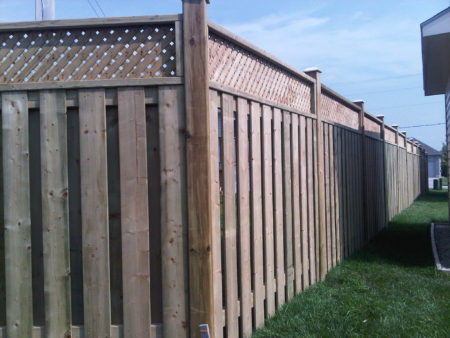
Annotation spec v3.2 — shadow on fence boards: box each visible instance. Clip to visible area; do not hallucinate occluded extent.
[0,1,428,337]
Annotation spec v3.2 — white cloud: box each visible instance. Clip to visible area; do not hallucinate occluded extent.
[220,10,422,85]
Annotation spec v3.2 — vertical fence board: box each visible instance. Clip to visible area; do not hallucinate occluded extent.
[291,114,302,294]
[335,127,343,261]
[40,90,71,337]
[313,120,320,281]
[159,86,188,337]
[79,88,111,338]
[222,93,239,337]
[273,108,285,309]
[306,118,316,284]
[209,90,223,338]
[250,101,265,327]
[342,130,349,257]
[329,125,337,267]
[0,95,3,327]
[323,124,331,271]
[2,92,33,338]
[236,97,252,337]
[262,105,275,316]
[299,116,309,289]
[118,87,151,338]
[282,112,294,301]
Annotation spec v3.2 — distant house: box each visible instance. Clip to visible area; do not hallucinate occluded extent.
[420,6,450,194]
[411,138,441,187]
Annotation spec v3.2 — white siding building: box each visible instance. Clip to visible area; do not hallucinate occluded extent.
[421,6,450,199]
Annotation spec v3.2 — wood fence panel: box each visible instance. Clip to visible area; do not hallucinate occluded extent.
[312,119,320,281]
[236,97,252,337]
[323,124,331,271]
[159,86,188,337]
[209,89,223,338]
[118,87,151,338]
[299,116,309,289]
[306,118,316,285]
[250,101,265,327]
[2,92,33,338]
[344,130,350,257]
[283,112,294,301]
[262,105,276,316]
[79,88,111,338]
[291,114,302,294]
[357,135,364,245]
[335,127,343,261]
[40,90,72,338]
[222,93,239,337]
[273,108,285,308]
[329,124,337,267]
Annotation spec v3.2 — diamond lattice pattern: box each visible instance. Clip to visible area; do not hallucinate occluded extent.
[0,24,176,84]
[209,33,312,113]
[320,92,359,129]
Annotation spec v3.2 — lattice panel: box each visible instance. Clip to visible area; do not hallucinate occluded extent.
[320,92,359,129]
[407,142,413,153]
[0,24,176,84]
[364,116,381,137]
[385,128,397,144]
[209,33,312,113]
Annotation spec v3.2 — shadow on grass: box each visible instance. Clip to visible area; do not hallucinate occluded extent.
[352,190,448,268]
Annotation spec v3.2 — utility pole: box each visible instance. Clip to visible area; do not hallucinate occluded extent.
[35,0,55,20]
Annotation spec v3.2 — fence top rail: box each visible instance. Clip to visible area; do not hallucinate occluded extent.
[384,123,398,134]
[0,14,181,32]
[208,20,315,86]
[320,83,361,112]
[364,111,384,126]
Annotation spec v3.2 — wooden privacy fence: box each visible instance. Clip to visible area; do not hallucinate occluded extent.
[0,1,427,337]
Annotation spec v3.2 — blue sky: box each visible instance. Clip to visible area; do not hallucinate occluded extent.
[0,0,448,149]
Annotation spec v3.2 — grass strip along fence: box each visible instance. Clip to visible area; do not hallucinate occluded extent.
[0,1,428,337]
[253,190,450,338]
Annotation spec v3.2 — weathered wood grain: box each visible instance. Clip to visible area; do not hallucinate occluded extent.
[262,105,276,316]
[250,101,265,327]
[2,92,33,338]
[183,1,217,335]
[159,86,188,337]
[236,97,252,337]
[40,90,71,338]
[79,88,111,338]
[222,93,239,337]
[273,108,286,308]
[118,87,151,338]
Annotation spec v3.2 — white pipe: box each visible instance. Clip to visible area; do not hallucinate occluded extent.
[35,0,55,20]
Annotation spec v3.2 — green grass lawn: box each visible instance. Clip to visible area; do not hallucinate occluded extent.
[253,190,450,338]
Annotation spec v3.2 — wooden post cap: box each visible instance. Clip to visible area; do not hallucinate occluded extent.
[304,67,321,79]
[353,99,364,108]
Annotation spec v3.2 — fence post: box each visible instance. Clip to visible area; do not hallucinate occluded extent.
[377,115,389,226]
[182,1,217,336]
[354,100,367,242]
[304,68,327,280]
